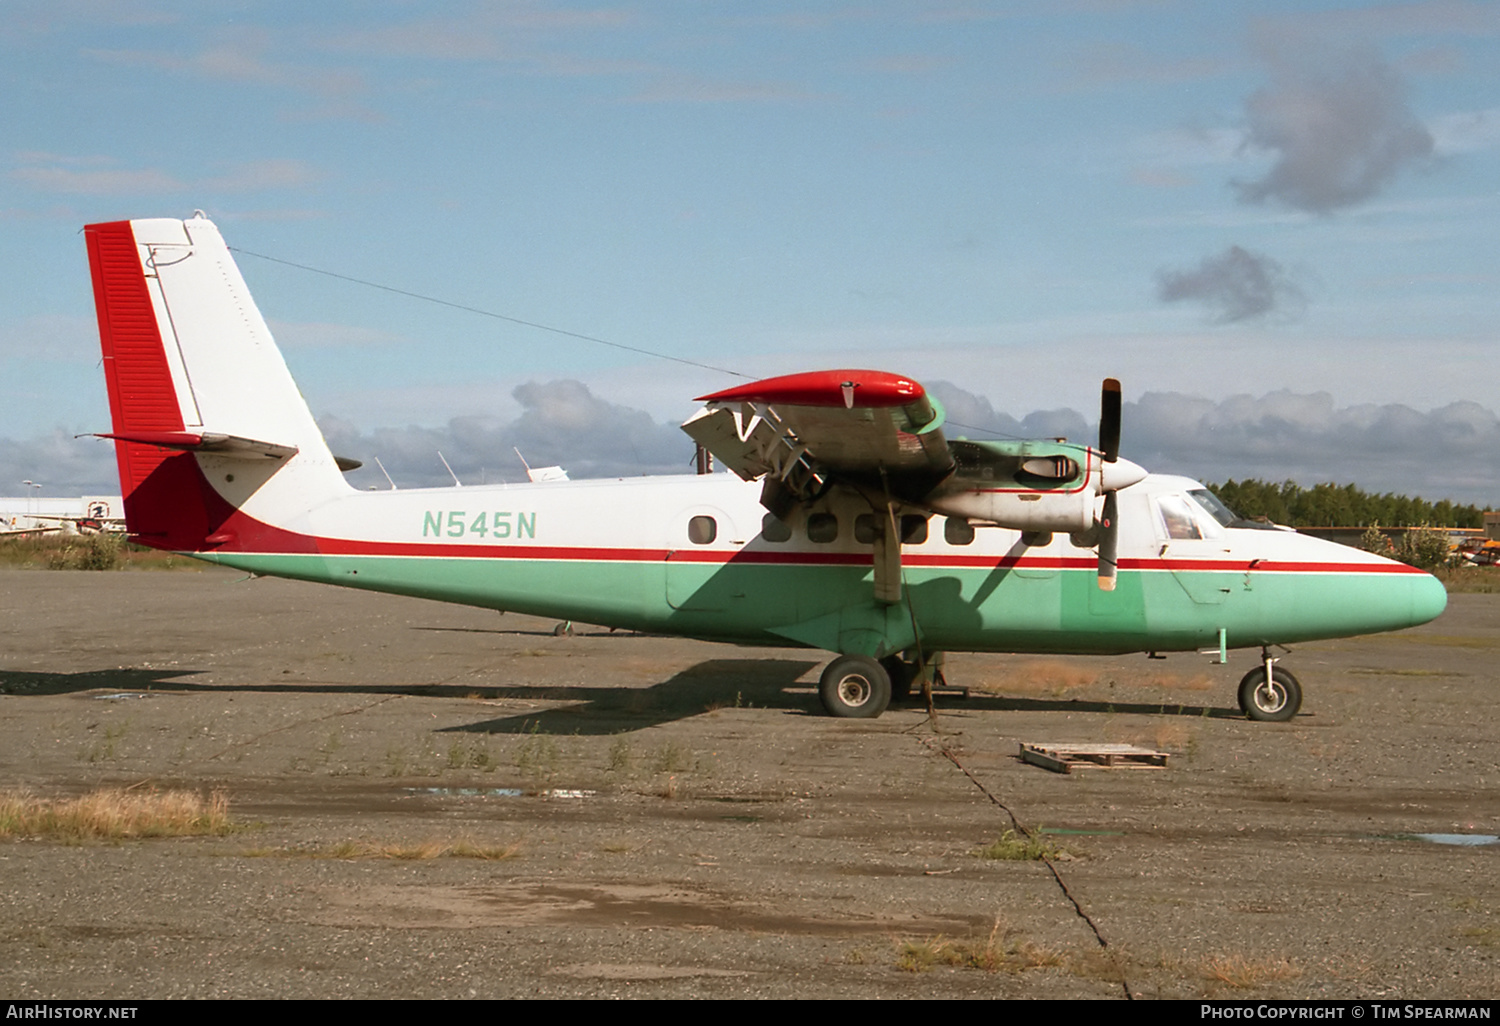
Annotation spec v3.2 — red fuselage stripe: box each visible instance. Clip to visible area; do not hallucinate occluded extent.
[235,527,1428,574]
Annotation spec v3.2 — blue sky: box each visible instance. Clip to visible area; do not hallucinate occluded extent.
[3,1,1498,503]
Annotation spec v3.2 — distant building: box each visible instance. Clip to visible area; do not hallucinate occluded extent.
[1486,512,1500,541]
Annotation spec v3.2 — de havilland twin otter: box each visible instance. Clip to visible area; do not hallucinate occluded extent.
[84,215,1447,722]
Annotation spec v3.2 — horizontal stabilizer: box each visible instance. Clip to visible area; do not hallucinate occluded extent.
[94,430,299,461]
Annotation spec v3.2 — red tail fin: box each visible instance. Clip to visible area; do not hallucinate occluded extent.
[86,220,221,549]
[85,217,346,552]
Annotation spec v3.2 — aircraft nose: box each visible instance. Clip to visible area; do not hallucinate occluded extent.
[1408,571,1448,627]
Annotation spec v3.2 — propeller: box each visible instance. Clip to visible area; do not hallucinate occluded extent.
[1099,377,1121,464]
[1097,378,1122,592]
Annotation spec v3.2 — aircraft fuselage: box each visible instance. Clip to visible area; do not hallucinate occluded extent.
[186,468,1446,662]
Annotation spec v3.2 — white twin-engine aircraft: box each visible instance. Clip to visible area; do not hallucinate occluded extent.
[85,215,1447,722]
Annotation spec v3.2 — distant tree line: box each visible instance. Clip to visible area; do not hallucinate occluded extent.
[1207,479,1487,529]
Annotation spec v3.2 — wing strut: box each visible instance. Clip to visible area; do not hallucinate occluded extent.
[871,499,903,605]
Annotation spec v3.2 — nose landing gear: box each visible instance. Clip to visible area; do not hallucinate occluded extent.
[1237,648,1302,722]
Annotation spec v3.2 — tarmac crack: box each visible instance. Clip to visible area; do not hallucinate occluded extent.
[917,728,1135,1000]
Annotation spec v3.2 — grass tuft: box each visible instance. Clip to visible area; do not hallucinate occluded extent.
[0,788,233,841]
[975,829,1060,861]
[0,534,199,571]
[1203,954,1302,988]
[651,740,693,774]
[973,660,1098,697]
[896,919,1066,974]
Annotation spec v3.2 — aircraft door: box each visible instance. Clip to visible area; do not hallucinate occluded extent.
[664,505,739,612]
[1155,494,1233,606]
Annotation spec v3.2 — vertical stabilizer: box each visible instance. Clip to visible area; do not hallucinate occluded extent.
[86,215,349,551]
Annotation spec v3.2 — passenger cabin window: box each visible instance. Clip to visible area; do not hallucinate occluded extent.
[761,513,791,543]
[806,513,839,544]
[855,513,929,545]
[687,515,717,545]
[901,515,928,545]
[944,517,975,545]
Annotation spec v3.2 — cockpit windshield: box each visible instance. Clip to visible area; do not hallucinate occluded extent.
[1189,489,1237,528]
[1188,488,1285,531]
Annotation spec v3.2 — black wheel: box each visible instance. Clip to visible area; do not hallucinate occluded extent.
[553,621,574,637]
[880,655,918,702]
[1237,666,1302,722]
[819,655,892,719]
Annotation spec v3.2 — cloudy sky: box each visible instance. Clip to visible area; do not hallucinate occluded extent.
[2,1,1497,503]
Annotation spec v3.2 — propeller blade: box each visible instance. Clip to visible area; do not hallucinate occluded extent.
[1099,377,1121,464]
[1098,490,1118,591]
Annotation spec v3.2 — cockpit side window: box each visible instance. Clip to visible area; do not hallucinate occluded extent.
[1157,495,1207,540]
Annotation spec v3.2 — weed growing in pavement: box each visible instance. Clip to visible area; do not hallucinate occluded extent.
[1202,954,1302,989]
[515,723,560,781]
[651,740,692,774]
[447,738,495,771]
[0,788,234,841]
[975,829,1061,861]
[383,745,409,777]
[606,738,633,773]
[895,919,1067,974]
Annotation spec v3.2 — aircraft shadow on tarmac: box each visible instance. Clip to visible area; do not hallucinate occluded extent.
[0,667,203,696]
[441,660,1250,734]
[442,658,824,735]
[0,661,1249,732]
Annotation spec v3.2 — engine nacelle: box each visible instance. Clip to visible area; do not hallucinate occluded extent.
[923,439,1143,532]
[927,487,1098,532]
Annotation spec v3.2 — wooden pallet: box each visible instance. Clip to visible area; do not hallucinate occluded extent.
[1020,742,1169,774]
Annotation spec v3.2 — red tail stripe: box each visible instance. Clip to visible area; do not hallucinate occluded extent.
[85,220,184,497]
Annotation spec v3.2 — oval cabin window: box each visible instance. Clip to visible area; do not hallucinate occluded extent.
[688,515,717,545]
[806,513,839,544]
[762,513,792,543]
[944,517,975,545]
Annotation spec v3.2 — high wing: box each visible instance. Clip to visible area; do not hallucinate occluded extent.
[682,369,1149,592]
[24,514,129,535]
[681,370,954,514]
[0,522,60,538]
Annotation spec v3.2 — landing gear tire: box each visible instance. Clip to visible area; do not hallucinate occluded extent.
[1237,666,1302,722]
[819,655,892,719]
[880,655,918,702]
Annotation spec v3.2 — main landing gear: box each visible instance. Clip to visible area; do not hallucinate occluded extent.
[818,655,891,718]
[1237,648,1302,722]
[817,652,943,718]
